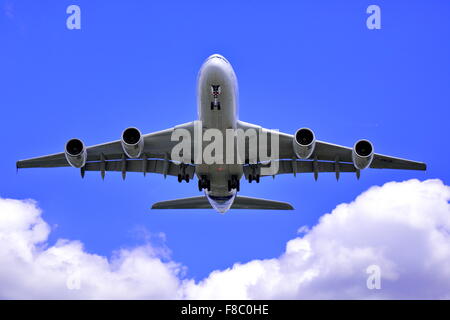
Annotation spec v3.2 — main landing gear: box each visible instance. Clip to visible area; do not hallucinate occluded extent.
[227,175,240,192]
[248,174,260,183]
[247,164,261,183]
[177,174,190,183]
[198,175,211,191]
[177,163,190,183]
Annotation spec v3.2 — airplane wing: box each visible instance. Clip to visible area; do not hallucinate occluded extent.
[238,121,426,178]
[16,122,197,179]
[310,141,427,170]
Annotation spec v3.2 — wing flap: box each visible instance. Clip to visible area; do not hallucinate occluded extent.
[84,159,195,178]
[246,160,357,177]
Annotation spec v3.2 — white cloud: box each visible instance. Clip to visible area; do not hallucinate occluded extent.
[1,179,449,299]
[0,198,183,299]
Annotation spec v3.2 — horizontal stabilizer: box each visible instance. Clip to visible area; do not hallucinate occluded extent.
[151,196,294,210]
[152,196,211,209]
[232,196,294,210]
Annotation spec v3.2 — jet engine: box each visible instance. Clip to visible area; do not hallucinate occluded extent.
[293,128,316,159]
[121,127,144,158]
[65,138,87,168]
[352,139,374,170]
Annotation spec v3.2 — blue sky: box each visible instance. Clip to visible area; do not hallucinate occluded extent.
[1,0,449,283]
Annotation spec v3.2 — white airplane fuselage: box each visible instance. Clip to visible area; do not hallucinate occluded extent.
[196,54,243,212]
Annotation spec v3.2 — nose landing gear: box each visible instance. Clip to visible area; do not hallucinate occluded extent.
[210,85,221,110]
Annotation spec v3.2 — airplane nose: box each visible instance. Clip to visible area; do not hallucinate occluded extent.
[202,56,229,82]
[206,54,229,64]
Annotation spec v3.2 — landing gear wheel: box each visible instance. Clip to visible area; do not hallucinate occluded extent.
[198,175,211,191]
[227,175,240,191]
[210,101,221,110]
[248,174,260,184]
[178,173,190,183]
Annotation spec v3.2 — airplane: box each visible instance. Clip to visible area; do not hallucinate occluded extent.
[16,54,427,213]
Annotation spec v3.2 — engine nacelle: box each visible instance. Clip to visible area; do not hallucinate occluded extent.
[293,128,316,159]
[352,139,374,170]
[121,127,144,158]
[65,138,87,168]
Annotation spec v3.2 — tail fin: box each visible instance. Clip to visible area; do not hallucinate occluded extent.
[151,196,294,210]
